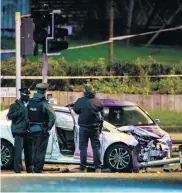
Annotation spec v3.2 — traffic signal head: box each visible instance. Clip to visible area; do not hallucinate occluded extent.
[32,10,50,28]
[21,18,35,56]
[44,11,69,55]
[54,13,68,25]
[33,28,48,44]
[44,39,68,54]
[31,6,69,55]
[54,27,68,38]
[31,4,51,45]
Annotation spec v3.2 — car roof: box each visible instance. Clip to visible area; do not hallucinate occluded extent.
[53,106,70,112]
[66,99,136,107]
[100,99,136,107]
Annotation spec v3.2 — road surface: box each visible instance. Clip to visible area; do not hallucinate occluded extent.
[1,172,182,192]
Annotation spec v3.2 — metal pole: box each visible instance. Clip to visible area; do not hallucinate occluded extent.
[179,144,182,169]
[139,158,180,168]
[15,12,21,99]
[42,53,48,83]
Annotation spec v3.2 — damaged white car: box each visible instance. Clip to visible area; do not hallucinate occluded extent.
[0,107,171,172]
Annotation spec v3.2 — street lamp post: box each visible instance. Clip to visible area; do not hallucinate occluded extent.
[15,12,21,99]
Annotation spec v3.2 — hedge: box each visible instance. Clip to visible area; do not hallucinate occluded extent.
[1,56,182,94]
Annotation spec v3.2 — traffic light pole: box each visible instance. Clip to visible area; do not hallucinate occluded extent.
[42,53,48,83]
[31,8,68,84]
[42,10,60,84]
[15,12,21,99]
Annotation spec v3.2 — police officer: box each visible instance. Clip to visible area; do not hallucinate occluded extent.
[27,83,55,173]
[73,84,103,172]
[7,88,32,173]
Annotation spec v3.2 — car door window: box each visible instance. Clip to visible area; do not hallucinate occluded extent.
[55,111,74,131]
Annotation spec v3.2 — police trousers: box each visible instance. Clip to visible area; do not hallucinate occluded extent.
[31,131,49,173]
[79,127,101,170]
[14,134,32,173]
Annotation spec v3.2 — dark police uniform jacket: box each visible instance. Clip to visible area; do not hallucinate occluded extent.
[7,99,29,135]
[73,91,103,128]
[28,92,55,133]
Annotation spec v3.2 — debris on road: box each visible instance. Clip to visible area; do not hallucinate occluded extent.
[163,167,179,172]
[58,167,111,173]
[163,163,180,172]
[43,168,60,172]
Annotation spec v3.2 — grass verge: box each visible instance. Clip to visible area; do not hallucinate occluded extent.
[149,110,182,131]
[27,42,182,65]
[2,38,182,65]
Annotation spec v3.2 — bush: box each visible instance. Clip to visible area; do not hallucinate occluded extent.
[157,72,182,94]
[1,56,182,94]
[69,58,107,76]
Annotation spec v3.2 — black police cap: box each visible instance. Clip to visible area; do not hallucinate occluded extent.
[19,88,31,94]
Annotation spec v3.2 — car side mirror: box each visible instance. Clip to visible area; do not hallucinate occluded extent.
[154,119,160,125]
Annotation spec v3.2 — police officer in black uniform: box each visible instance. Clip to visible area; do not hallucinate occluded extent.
[73,84,103,172]
[7,88,32,173]
[27,83,55,173]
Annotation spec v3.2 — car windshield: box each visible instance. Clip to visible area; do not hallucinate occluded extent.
[103,106,154,127]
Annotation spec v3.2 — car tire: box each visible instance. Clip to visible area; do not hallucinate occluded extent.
[105,144,133,172]
[1,140,14,169]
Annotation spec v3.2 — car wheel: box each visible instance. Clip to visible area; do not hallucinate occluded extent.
[105,144,133,172]
[1,140,14,169]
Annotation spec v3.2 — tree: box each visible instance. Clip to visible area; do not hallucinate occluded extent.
[108,0,114,63]
[126,0,134,44]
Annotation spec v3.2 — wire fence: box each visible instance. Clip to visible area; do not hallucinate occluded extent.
[1,74,182,80]
[1,24,182,90]
[1,25,182,53]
